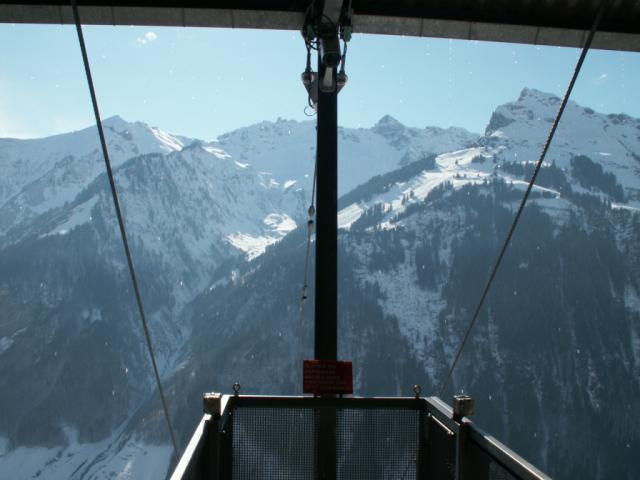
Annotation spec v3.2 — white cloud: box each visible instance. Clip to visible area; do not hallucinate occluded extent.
[135,31,158,46]
[594,73,608,84]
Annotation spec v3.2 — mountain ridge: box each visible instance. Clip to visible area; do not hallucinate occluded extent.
[0,88,639,479]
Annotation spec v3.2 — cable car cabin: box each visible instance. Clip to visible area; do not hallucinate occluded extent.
[4,1,638,479]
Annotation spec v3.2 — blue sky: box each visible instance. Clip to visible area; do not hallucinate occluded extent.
[0,23,638,140]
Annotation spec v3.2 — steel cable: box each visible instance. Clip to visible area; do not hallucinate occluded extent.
[438,0,608,397]
[299,153,318,322]
[70,0,180,460]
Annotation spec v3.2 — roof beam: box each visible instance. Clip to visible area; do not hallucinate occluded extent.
[1,2,639,52]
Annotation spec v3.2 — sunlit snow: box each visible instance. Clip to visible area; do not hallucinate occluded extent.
[227,213,296,259]
[0,434,172,480]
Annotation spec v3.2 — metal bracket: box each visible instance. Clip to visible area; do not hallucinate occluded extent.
[452,394,474,422]
[202,392,221,416]
[300,0,350,103]
[301,70,319,106]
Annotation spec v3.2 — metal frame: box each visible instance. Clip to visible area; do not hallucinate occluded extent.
[1,2,640,51]
[171,394,222,480]
[467,424,551,480]
[171,394,551,480]
[171,414,216,480]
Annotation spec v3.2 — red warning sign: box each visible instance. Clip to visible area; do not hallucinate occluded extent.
[303,359,353,395]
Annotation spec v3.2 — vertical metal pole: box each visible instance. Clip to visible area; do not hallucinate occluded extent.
[314,52,338,361]
[314,33,338,480]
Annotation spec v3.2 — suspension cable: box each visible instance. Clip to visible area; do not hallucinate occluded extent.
[437,0,608,397]
[70,1,180,460]
[299,153,318,323]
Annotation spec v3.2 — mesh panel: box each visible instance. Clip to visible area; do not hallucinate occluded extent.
[231,406,315,480]
[229,405,421,480]
[336,407,420,480]
[226,401,531,480]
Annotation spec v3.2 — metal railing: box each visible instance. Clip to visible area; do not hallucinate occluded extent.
[171,394,550,480]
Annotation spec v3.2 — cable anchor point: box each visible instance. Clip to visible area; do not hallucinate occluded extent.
[413,384,422,399]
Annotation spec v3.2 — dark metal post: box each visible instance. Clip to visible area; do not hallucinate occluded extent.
[313,23,339,480]
[202,394,221,480]
[453,395,483,480]
[314,48,338,362]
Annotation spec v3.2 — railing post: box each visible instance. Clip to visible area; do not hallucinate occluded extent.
[452,395,486,480]
[203,393,221,480]
[453,395,470,480]
[456,421,472,480]
[218,396,234,480]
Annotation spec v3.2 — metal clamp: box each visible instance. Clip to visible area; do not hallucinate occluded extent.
[202,392,221,415]
[452,394,474,422]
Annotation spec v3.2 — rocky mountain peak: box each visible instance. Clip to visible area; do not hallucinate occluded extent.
[517,87,561,104]
[372,114,405,135]
[101,115,130,130]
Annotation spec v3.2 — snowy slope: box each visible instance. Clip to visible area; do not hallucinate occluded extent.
[97,144,305,267]
[0,433,172,480]
[330,90,640,401]
[486,88,640,196]
[339,89,640,229]
[0,116,190,236]
[0,117,307,480]
[215,116,479,195]
[0,119,304,261]
[0,115,188,204]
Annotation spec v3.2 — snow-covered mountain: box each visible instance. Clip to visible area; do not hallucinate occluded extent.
[0,116,188,232]
[161,89,640,480]
[176,177,639,479]
[215,115,479,194]
[485,87,640,197]
[339,88,640,230]
[0,117,306,260]
[0,111,478,479]
[0,116,313,479]
[1,89,639,479]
